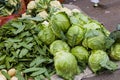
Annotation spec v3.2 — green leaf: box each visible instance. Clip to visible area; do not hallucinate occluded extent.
[18,31,31,38]
[30,56,47,67]
[5,57,14,69]
[105,37,115,49]
[31,68,46,76]
[0,65,6,69]
[5,38,22,43]
[19,48,28,58]
[16,71,25,80]
[109,30,120,43]
[35,75,46,80]
[20,17,44,21]
[100,60,118,71]
[1,70,11,80]
[0,55,6,61]
[11,22,25,34]
[18,42,33,50]
[85,29,99,38]
[34,45,45,55]
[23,67,42,73]
[13,43,21,49]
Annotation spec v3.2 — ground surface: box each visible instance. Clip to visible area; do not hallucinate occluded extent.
[64,0,120,80]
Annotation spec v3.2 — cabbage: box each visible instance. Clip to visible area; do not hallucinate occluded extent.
[51,12,71,38]
[84,21,110,36]
[70,12,90,26]
[50,40,70,56]
[66,25,84,47]
[83,22,101,30]
[110,43,120,60]
[71,46,89,66]
[38,21,55,45]
[82,29,107,50]
[89,50,117,73]
[54,51,80,80]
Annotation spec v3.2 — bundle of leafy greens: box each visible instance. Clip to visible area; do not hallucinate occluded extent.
[89,50,117,73]
[0,19,54,80]
[0,0,20,16]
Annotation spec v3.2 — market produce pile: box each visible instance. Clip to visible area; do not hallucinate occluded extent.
[0,0,120,80]
[0,0,20,16]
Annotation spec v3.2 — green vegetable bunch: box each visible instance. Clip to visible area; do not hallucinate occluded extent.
[0,0,20,16]
[89,50,117,73]
[0,19,54,80]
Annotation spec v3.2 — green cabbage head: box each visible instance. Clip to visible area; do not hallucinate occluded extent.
[66,25,84,47]
[50,40,70,56]
[83,21,110,36]
[110,43,120,60]
[71,46,89,65]
[51,12,71,38]
[82,29,106,50]
[83,22,101,30]
[54,51,80,80]
[38,22,55,45]
[89,50,117,73]
[70,12,90,26]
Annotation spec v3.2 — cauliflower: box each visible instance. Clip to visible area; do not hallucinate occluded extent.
[72,9,81,13]
[22,13,31,18]
[60,7,72,16]
[35,0,40,3]
[50,1,62,9]
[8,0,18,6]
[36,11,48,19]
[42,21,49,27]
[27,1,37,10]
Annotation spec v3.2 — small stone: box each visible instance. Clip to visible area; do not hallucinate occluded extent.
[86,6,90,8]
[69,2,73,5]
[105,11,110,14]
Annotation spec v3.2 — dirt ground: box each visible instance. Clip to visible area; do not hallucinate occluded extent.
[64,0,120,80]
[64,0,120,32]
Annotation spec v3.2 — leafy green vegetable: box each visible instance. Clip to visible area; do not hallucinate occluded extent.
[38,21,56,45]
[51,12,71,39]
[109,25,120,43]
[31,68,46,76]
[50,40,70,56]
[110,43,120,60]
[89,50,117,73]
[66,25,85,47]
[16,71,25,80]
[0,19,54,79]
[0,0,20,16]
[70,12,90,26]
[71,46,89,67]
[82,29,107,50]
[83,22,101,30]
[1,70,11,80]
[54,51,80,80]
[26,0,51,17]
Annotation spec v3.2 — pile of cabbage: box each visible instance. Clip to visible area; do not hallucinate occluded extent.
[18,0,120,79]
[47,9,118,79]
[0,0,120,80]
